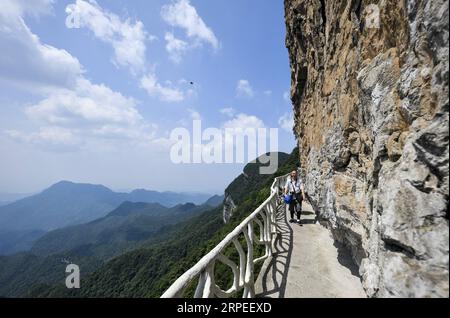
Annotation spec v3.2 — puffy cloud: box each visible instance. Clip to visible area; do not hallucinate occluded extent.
[0,0,83,91]
[1,2,160,151]
[140,73,184,102]
[64,1,190,101]
[7,77,160,151]
[2,0,54,18]
[236,80,254,98]
[164,32,189,63]
[223,113,265,129]
[161,0,219,50]
[65,0,148,74]
[25,78,142,126]
[1,0,184,153]
[278,112,294,132]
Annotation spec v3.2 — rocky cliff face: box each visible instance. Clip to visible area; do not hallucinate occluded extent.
[222,194,237,223]
[285,0,448,297]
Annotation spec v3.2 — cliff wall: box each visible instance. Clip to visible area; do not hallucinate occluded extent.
[285,0,449,297]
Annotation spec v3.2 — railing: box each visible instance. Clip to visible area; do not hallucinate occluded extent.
[161,174,288,298]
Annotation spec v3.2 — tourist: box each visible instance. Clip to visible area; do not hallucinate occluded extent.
[284,170,305,224]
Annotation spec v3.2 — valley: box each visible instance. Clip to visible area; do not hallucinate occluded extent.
[0,150,297,298]
[0,182,215,255]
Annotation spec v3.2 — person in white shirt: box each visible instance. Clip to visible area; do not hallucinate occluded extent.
[284,170,305,224]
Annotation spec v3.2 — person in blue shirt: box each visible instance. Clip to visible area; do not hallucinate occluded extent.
[284,170,305,224]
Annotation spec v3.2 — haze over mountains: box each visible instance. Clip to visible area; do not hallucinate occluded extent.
[0,181,216,255]
[0,151,294,298]
[0,193,34,207]
[0,199,219,297]
[31,201,213,260]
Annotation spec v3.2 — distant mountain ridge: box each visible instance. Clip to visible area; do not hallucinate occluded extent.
[0,181,213,255]
[0,180,213,232]
[203,195,225,207]
[124,188,214,207]
[0,149,298,297]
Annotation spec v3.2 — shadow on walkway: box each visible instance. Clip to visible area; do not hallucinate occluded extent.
[256,204,293,298]
[255,201,366,298]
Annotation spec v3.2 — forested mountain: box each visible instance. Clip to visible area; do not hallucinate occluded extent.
[203,195,225,207]
[225,152,290,204]
[0,181,122,233]
[30,202,210,259]
[0,200,212,297]
[0,230,46,257]
[27,149,298,298]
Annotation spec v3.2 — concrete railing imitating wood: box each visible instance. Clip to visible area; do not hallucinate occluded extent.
[161,174,288,298]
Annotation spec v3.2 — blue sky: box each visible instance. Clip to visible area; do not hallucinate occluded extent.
[0,0,296,194]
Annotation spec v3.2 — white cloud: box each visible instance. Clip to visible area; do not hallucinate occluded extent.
[8,77,160,150]
[161,0,219,50]
[236,80,254,98]
[0,1,83,91]
[64,1,190,102]
[140,73,184,102]
[2,0,54,18]
[1,3,161,151]
[278,112,294,133]
[219,107,235,117]
[283,91,291,102]
[26,78,142,126]
[223,113,265,129]
[65,1,193,102]
[164,32,189,63]
[65,0,148,74]
[264,90,272,96]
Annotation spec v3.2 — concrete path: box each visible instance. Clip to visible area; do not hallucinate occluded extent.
[255,201,366,298]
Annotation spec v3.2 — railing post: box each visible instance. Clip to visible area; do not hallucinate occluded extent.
[233,237,246,288]
[243,221,255,298]
[269,194,279,253]
[194,270,207,298]
[264,208,272,257]
[272,196,278,234]
[202,262,215,298]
